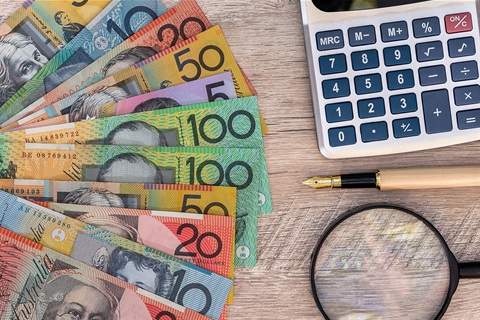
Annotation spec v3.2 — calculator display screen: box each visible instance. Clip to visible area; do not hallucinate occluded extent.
[313,0,429,12]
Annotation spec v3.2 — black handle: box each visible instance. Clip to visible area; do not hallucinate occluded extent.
[459,262,480,278]
[340,173,377,188]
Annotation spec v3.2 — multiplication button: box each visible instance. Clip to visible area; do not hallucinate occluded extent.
[454,85,480,106]
[348,25,376,46]
[457,109,480,130]
[319,54,347,75]
[316,30,344,51]
[448,37,476,58]
[328,126,356,147]
[322,78,350,99]
[422,90,452,134]
[451,61,478,82]
[393,117,421,138]
[381,21,408,42]
[413,17,441,38]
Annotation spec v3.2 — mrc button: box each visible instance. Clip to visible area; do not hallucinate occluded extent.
[316,29,344,51]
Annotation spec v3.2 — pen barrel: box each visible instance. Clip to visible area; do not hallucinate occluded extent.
[378,166,480,190]
[340,173,377,188]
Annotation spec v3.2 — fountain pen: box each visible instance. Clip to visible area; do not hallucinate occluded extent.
[302,166,480,191]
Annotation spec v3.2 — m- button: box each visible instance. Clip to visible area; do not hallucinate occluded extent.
[316,29,344,51]
[348,25,376,46]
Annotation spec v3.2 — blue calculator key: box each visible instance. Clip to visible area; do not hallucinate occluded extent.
[454,85,480,106]
[381,21,408,42]
[422,90,453,134]
[448,37,476,58]
[457,109,480,130]
[319,54,347,75]
[387,69,415,90]
[416,41,444,62]
[419,65,447,86]
[316,30,344,51]
[329,126,356,147]
[451,61,479,82]
[360,122,389,142]
[354,73,382,95]
[351,50,379,71]
[412,17,441,38]
[322,78,350,99]
[393,117,421,138]
[383,45,411,66]
[389,93,418,114]
[348,25,376,46]
[325,102,353,123]
[357,98,386,119]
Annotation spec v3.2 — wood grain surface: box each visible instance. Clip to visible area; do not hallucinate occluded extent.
[1,1,479,319]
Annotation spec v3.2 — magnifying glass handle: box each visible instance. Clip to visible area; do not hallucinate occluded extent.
[459,262,480,278]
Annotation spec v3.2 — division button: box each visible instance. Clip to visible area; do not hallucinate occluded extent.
[422,90,453,134]
[457,109,480,130]
[445,12,473,34]
[348,25,376,46]
[393,117,421,138]
[328,126,356,147]
[451,60,479,82]
[381,21,408,42]
[419,65,447,86]
[360,121,389,142]
[454,85,480,106]
[448,37,476,58]
[413,17,441,38]
[316,29,344,51]
[416,41,444,62]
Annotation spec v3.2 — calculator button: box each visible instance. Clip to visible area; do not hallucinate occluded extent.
[351,50,379,71]
[354,74,382,95]
[386,69,415,90]
[422,90,452,134]
[416,41,444,62]
[448,37,476,58]
[357,98,386,119]
[329,126,356,147]
[322,78,350,99]
[393,117,421,138]
[381,21,408,42]
[360,122,389,142]
[445,13,473,34]
[413,17,441,38]
[316,30,344,51]
[389,93,418,114]
[451,61,479,82]
[457,109,480,130]
[454,85,480,106]
[325,102,353,123]
[419,65,447,86]
[383,45,411,66]
[319,54,347,75]
[348,25,376,46]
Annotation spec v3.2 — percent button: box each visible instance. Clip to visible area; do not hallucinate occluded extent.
[445,12,473,34]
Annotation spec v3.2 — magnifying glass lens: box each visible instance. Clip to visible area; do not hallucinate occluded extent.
[313,207,452,320]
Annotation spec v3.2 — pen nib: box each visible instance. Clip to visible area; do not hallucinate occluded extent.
[302,177,333,189]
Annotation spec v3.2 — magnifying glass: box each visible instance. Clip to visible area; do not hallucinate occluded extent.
[310,204,480,320]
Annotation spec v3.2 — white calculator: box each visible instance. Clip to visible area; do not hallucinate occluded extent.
[300,0,480,159]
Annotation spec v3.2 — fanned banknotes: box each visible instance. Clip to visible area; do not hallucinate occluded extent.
[0,227,213,320]
[0,191,232,319]
[0,97,262,149]
[11,72,237,129]
[0,0,168,126]
[2,0,212,128]
[0,0,111,108]
[0,143,269,265]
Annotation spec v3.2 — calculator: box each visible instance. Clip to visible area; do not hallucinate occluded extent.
[300,0,480,159]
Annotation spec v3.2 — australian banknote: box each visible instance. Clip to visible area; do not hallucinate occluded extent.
[0,227,213,320]
[0,190,232,319]
[0,0,168,126]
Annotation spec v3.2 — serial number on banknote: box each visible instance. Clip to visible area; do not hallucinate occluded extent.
[0,188,41,195]
[25,131,81,143]
[22,152,77,159]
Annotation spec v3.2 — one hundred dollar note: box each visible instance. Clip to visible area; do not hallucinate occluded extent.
[0,97,262,149]
[0,227,213,320]
[1,0,211,129]
[0,191,232,319]
[0,0,168,126]
[0,143,269,266]
[0,0,111,108]
[10,72,237,129]
[8,25,268,134]
[0,179,237,214]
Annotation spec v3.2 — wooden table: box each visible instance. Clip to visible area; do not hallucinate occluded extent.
[1,0,479,319]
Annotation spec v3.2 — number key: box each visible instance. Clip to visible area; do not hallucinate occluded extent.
[328,126,356,147]
[325,102,353,123]
[384,45,411,66]
[357,98,386,119]
[387,69,415,90]
[354,73,382,95]
[390,93,418,114]
[319,54,347,75]
[322,78,350,99]
[351,50,379,71]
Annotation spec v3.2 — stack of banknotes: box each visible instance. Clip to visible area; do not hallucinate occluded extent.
[0,0,271,319]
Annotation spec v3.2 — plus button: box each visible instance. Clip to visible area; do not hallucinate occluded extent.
[433,108,442,117]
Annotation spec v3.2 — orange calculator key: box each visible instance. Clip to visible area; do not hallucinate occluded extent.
[445,12,473,34]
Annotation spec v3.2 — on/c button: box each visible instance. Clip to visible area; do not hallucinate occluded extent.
[445,12,473,34]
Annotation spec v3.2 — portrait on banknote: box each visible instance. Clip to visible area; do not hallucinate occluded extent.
[63,187,126,208]
[104,120,179,147]
[102,46,158,78]
[53,11,85,43]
